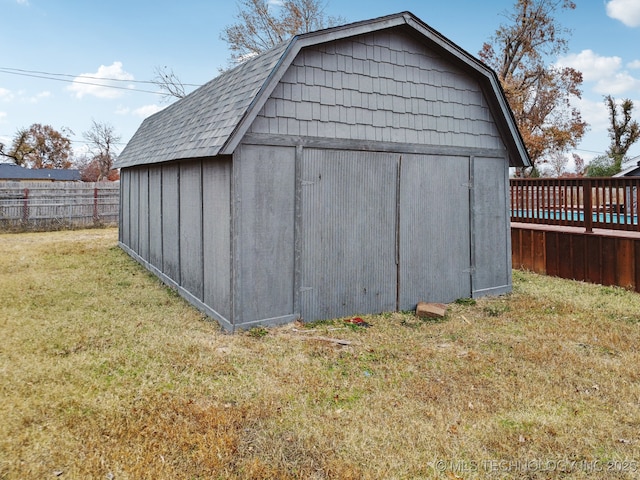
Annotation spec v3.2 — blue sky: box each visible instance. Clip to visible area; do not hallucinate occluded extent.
[1,0,639,170]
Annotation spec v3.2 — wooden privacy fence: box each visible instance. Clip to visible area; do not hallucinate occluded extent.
[510,177,639,232]
[0,181,119,231]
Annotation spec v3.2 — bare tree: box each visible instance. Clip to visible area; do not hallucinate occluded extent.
[572,153,585,176]
[221,0,345,64]
[605,95,640,169]
[82,120,121,181]
[544,150,568,177]
[152,66,187,101]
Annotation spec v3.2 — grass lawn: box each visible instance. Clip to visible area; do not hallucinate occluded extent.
[1,228,640,479]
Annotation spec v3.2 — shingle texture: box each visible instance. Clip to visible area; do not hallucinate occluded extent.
[116,41,290,168]
[0,163,81,181]
[249,30,502,150]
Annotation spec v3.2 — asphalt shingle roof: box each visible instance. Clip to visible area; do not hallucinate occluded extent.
[116,41,290,168]
[0,163,81,181]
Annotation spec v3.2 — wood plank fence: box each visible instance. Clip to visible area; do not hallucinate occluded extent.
[510,178,640,292]
[0,181,119,232]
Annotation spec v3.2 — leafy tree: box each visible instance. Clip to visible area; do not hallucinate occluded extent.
[0,123,73,169]
[221,0,345,63]
[479,0,587,175]
[585,154,620,177]
[605,95,640,169]
[81,120,121,181]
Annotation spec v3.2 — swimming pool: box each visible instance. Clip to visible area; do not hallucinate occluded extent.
[511,209,639,226]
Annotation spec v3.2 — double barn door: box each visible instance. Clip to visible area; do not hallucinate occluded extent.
[299,148,472,322]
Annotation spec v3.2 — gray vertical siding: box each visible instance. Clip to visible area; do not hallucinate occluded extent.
[129,168,140,254]
[148,166,163,268]
[399,154,471,307]
[234,145,296,324]
[179,161,204,300]
[120,169,130,247]
[161,163,180,283]
[138,169,150,262]
[250,30,503,151]
[472,156,511,296]
[203,158,232,321]
[300,149,397,322]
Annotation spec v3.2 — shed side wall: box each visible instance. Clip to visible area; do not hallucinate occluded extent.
[249,30,503,150]
[120,159,234,327]
[129,168,140,254]
[161,164,181,284]
[472,156,512,296]
[234,145,296,325]
[203,158,232,321]
[120,169,130,247]
[138,169,150,262]
[180,161,204,300]
[148,166,163,267]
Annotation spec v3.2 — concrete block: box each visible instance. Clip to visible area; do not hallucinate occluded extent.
[416,302,447,319]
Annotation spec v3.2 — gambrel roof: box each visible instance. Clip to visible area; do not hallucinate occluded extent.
[117,11,530,168]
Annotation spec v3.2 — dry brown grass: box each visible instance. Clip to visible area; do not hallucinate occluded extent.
[1,228,640,479]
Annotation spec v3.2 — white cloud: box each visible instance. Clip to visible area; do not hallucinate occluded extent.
[557,50,621,82]
[595,71,640,95]
[132,104,164,118]
[0,112,7,123]
[115,104,163,118]
[16,0,29,5]
[606,0,640,27]
[629,60,640,69]
[67,61,134,99]
[557,49,640,95]
[576,97,610,133]
[0,87,14,102]
[28,91,51,104]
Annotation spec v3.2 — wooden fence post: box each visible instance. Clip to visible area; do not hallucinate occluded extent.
[22,188,29,223]
[93,187,99,222]
[583,179,593,233]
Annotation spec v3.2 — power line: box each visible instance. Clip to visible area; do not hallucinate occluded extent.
[0,69,159,95]
[0,67,202,95]
[0,66,201,87]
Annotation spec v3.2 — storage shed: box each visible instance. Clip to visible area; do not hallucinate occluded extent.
[116,12,530,331]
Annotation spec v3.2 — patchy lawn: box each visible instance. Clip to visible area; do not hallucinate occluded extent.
[1,228,639,479]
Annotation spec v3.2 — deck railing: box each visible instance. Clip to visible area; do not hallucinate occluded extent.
[510,177,639,233]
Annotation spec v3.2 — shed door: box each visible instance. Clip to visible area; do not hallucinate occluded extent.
[398,154,471,307]
[300,149,398,322]
[300,149,472,322]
